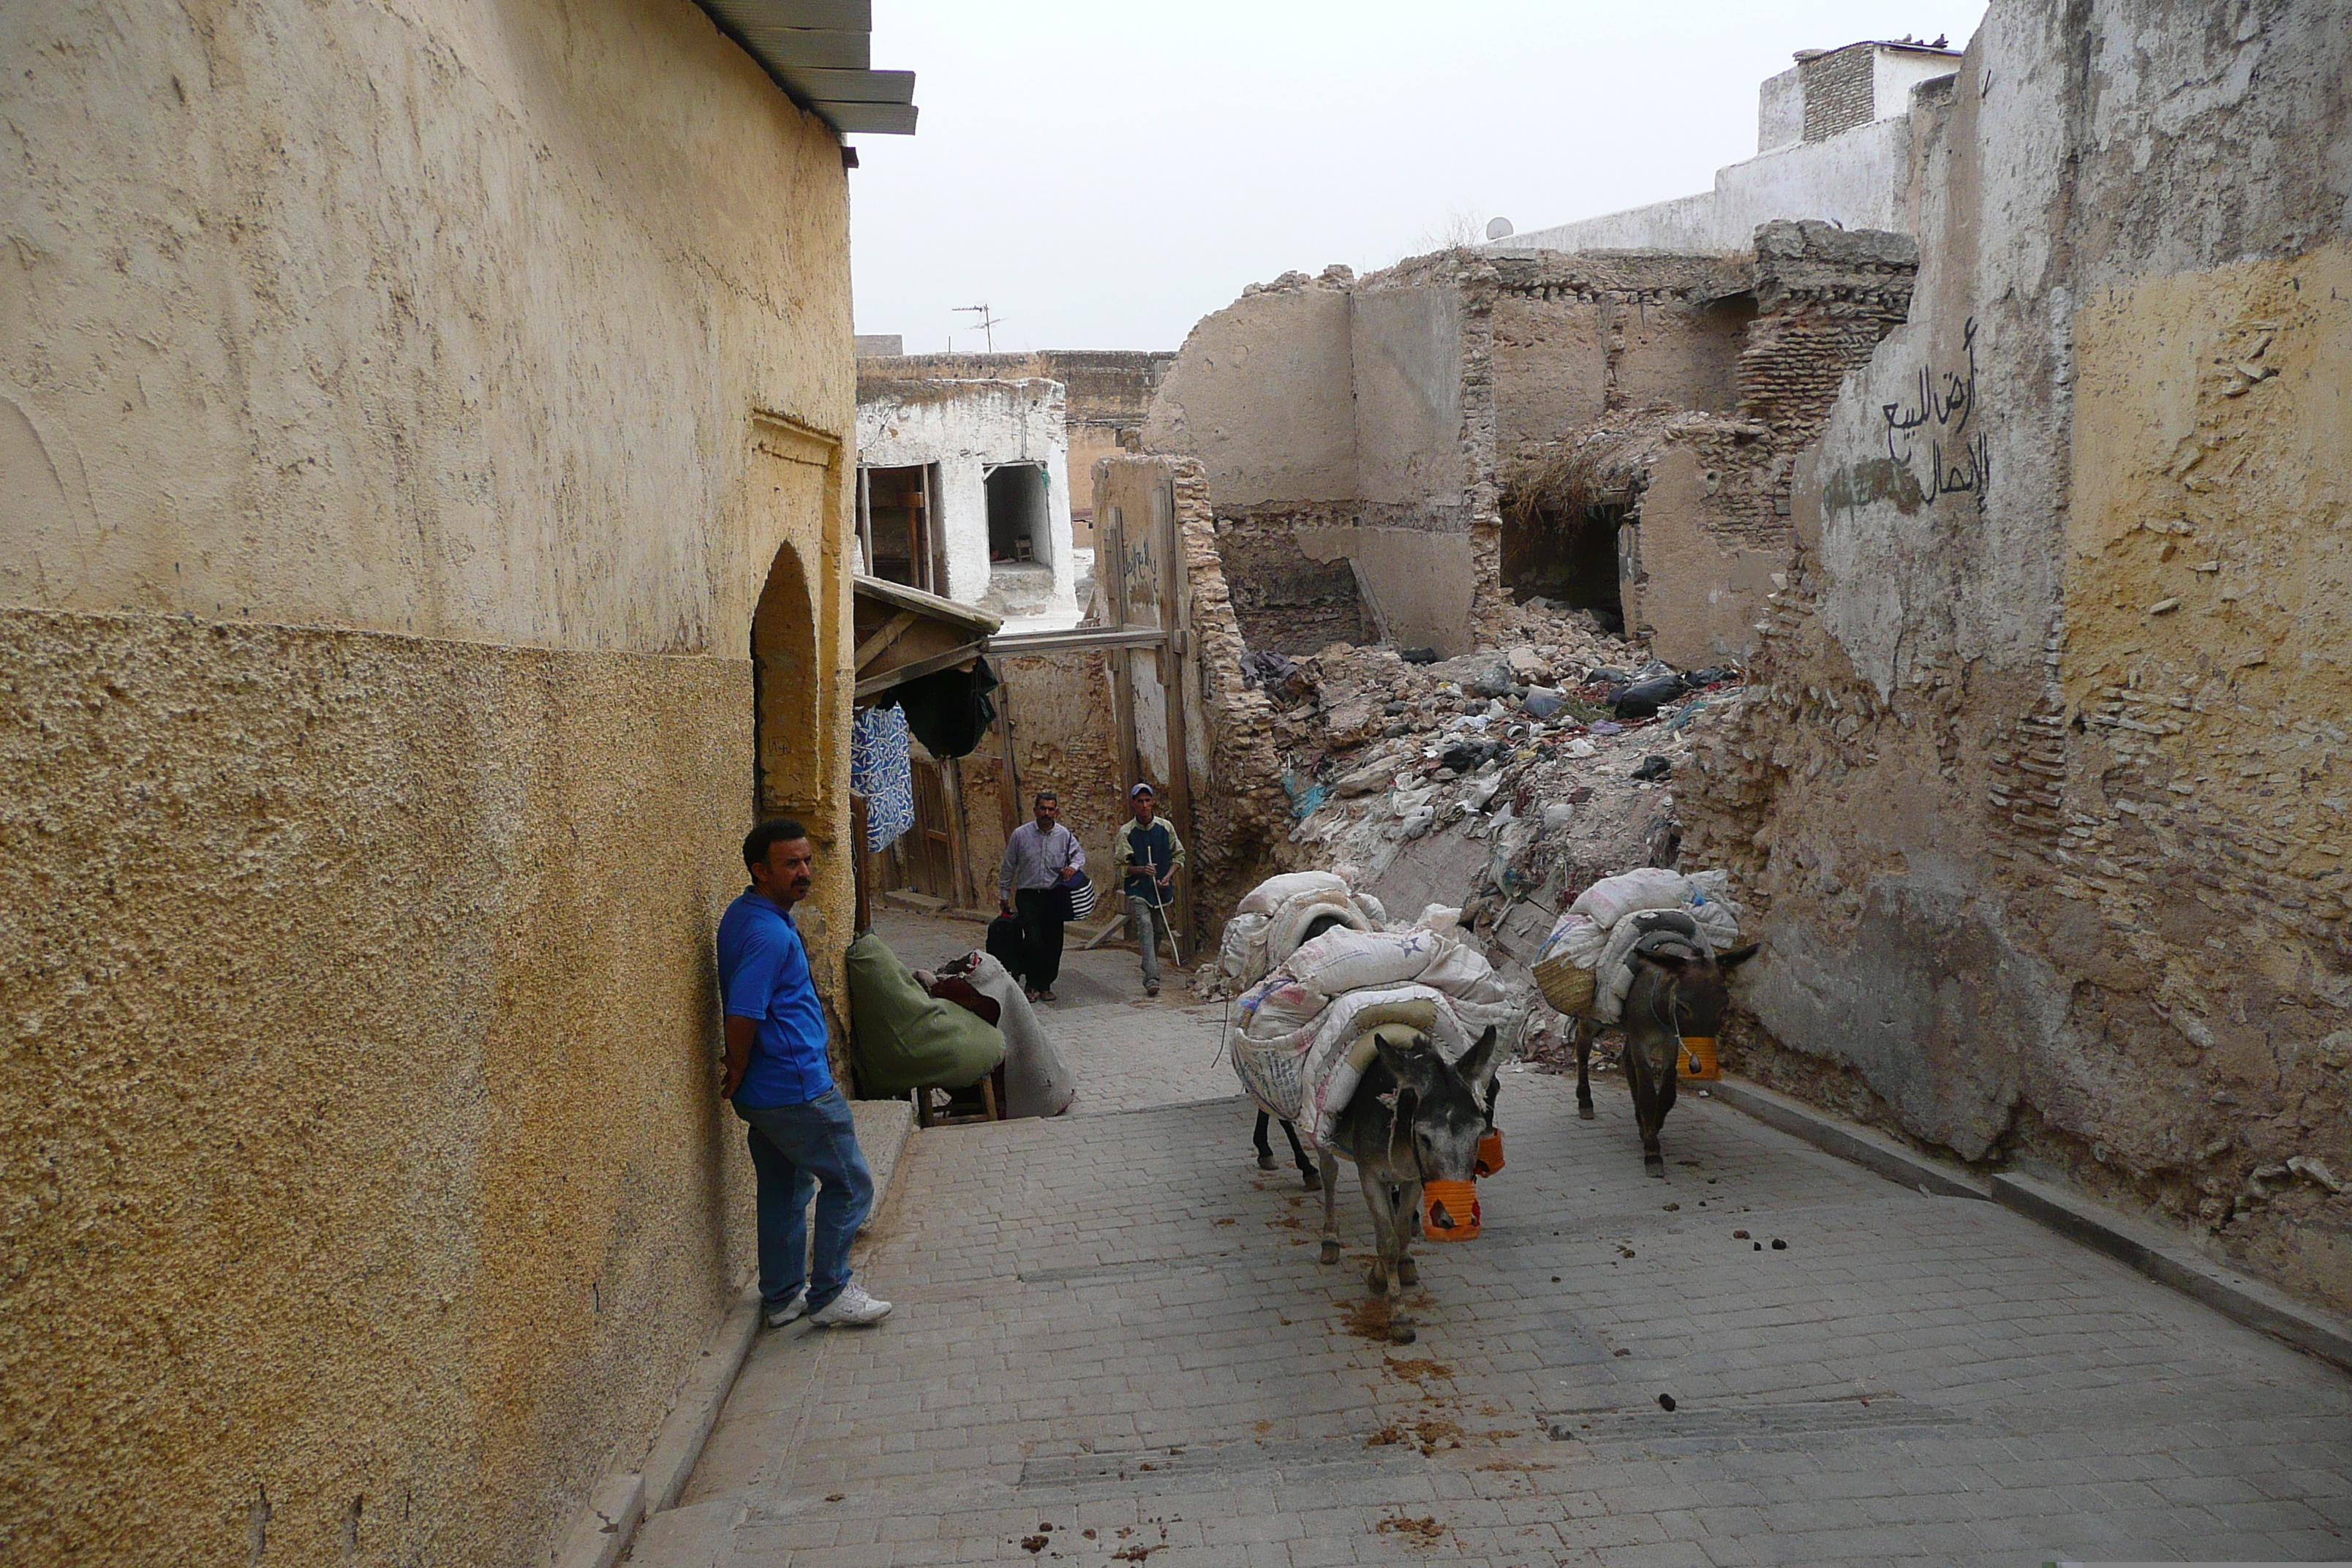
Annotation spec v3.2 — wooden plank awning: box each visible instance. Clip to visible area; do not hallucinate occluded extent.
[852,575,1000,701]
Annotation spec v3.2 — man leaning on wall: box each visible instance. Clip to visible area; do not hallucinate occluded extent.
[717,820,894,1330]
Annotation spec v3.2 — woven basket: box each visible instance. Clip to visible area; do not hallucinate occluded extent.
[1532,949,1597,1017]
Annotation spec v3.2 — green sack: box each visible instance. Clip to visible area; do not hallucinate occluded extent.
[845,932,1007,1097]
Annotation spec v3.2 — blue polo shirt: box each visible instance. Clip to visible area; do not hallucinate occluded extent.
[716,889,832,1109]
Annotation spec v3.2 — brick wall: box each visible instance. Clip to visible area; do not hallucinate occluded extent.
[1801,45,1877,141]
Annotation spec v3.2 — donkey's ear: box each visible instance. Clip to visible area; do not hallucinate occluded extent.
[1637,948,1691,973]
[1373,1031,1439,1093]
[1453,1025,1502,1096]
[1716,943,1761,972]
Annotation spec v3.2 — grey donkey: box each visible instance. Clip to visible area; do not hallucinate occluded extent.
[1575,926,1759,1175]
[1317,1025,1502,1344]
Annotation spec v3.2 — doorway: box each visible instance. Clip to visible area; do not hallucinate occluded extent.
[859,464,938,592]
[984,463,1049,565]
[1502,500,1625,627]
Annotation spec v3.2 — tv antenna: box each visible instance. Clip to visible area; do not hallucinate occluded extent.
[955,304,1002,353]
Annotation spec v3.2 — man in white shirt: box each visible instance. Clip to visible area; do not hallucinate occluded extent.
[998,791,1086,1002]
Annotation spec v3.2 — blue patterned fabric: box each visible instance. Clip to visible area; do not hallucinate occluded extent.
[851,705,916,852]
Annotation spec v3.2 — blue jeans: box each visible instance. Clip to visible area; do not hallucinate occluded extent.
[732,1087,873,1314]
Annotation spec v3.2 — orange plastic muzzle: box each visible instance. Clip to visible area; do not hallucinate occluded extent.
[1474,1129,1504,1178]
[1421,1180,1482,1243]
[1681,1036,1721,1081]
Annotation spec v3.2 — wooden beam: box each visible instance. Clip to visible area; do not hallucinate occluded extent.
[853,610,919,671]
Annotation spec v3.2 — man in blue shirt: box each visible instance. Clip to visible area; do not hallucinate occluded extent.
[717,819,892,1329]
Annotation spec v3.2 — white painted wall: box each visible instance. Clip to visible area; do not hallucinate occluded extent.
[1495,113,1915,255]
[855,379,1077,621]
[1872,47,1963,119]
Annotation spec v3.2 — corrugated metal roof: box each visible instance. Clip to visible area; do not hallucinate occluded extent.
[692,1,918,136]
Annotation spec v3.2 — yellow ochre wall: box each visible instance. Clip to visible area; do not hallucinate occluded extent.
[1,1,856,1563]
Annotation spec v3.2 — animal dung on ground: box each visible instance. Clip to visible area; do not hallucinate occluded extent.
[1375,1515,1445,1544]
[1754,1242,1762,1250]
[1657,1393,1678,1411]
[1662,1202,1679,1210]
[825,1493,845,1502]
[1365,1425,1403,1447]
[1613,1348,1632,1357]
[1550,1275,1561,1282]
[1733,1229,1749,1239]
[1020,1537,1048,1553]
[1771,1238,1787,1250]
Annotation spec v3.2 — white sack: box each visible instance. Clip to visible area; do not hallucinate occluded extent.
[1288,926,1454,995]
[1237,870,1349,916]
[1567,867,1694,930]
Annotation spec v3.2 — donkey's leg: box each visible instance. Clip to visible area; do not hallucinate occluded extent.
[1575,1019,1596,1120]
[1358,1164,1395,1297]
[1395,1175,1421,1289]
[1254,1110,1275,1170]
[1383,1179,1419,1343]
[1624,1044,1667,1176]
[1280,1120,1319,1188]
[1317,1150,1343,1264]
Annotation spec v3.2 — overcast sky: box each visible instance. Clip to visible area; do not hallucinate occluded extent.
[848,1,1986,355]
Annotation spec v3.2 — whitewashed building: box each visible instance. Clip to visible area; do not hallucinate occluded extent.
[853,376,1082,628]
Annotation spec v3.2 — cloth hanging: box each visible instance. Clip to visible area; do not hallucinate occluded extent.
[894,657,999,760]
[851,705,915,852]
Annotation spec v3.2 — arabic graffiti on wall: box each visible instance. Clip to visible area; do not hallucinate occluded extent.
[1880,317,1990,510]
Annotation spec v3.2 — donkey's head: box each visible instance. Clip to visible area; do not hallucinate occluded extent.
[1624,936,1760,1047]
[1373,1025,1503,1242]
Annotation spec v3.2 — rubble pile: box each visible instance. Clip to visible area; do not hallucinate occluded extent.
[1214,601,1746,1077]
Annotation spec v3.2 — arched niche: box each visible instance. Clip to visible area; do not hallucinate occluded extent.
[748,417,845,834]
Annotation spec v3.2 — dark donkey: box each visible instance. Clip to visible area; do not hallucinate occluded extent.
[1253,1110,1322,1188]
[1575,921,1758,1175]
[1317,1025,1502,1344]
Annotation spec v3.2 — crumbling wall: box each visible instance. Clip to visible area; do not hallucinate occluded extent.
[1169,460,1296,934]
[1684,0,2352,1315]
[855,377,1076,614]
[858,350,1174,546]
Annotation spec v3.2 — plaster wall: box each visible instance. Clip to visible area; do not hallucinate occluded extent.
[1139,287,1357,507]
[855,379,1077,617]
[1872,48,1965,118]
[1759,65,1804,152]
[1491,294,1608,461]
[1500,114,1919,257]
[1,0,857,1561]
[1631,447,1789,666]
[1299,525,1479,657]
[1350,284,1465,505]
[1685,0,2352,1313]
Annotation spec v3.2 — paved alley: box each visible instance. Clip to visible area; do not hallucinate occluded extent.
[634,1015,2352,1568]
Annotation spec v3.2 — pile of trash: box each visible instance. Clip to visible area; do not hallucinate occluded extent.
[1529,866,1744,1022]
[1218,871,1522,1148]
[1254,636,1744,952]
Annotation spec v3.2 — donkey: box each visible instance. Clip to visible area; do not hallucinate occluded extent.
[1253,1110,1321,1188]
[1317,1026,1502,1344]
[1575,930,1758,1175]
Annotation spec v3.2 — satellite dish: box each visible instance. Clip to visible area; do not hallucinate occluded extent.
[1485,216,1515,241]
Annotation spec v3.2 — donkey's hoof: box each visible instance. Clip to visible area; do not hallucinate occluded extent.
[1645,1156,1666,1177]
[1364,1266,1388,1293]
[1578,1104,1596,1121]
[1301,1170,1322,1191]
[1319,1240,1341,1265]
[1256,1152,1276,1170]
[1389,1323,1417,1345]
[1396,1257,1419,1287]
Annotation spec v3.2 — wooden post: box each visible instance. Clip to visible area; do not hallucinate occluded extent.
[850,791,872,936]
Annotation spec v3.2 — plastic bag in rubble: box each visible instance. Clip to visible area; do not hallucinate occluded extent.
[1289,926,1452,996]
[1237,870,1349,916]
[1414,905,1463,934]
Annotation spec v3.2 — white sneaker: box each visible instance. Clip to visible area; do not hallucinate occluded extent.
[809,1282,893,1327]
[764,1289,809,1329]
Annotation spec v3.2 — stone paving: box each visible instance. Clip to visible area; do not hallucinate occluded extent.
[638,979,2352,1567]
